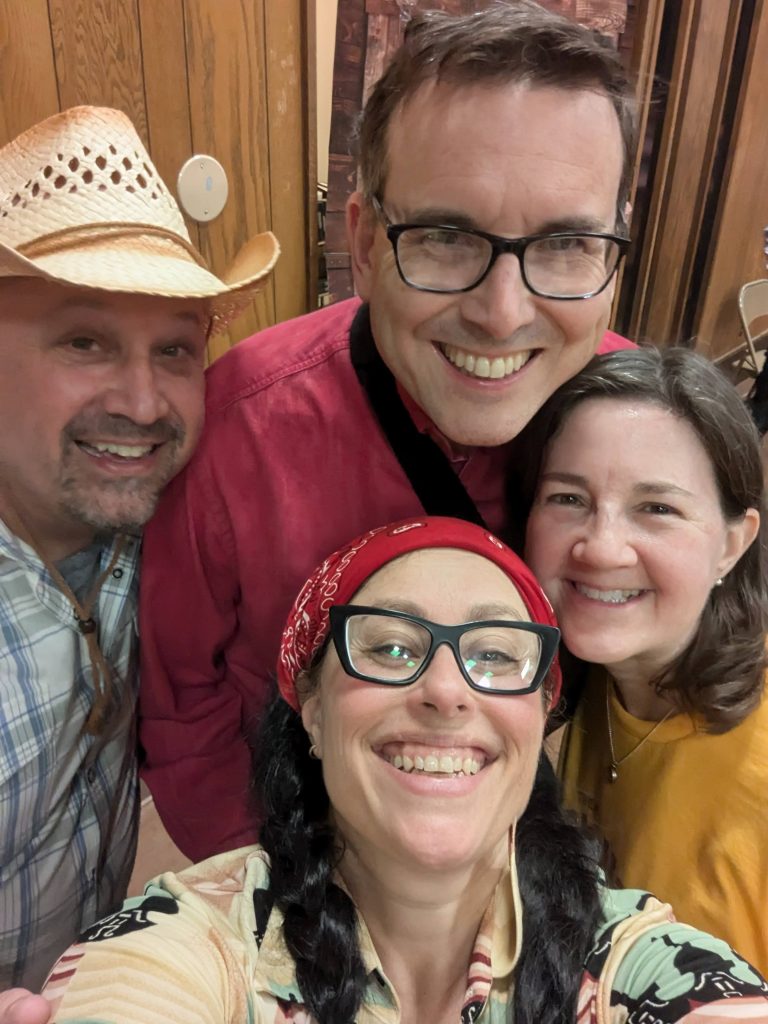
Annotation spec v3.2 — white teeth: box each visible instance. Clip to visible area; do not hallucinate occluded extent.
[576,583,642,604]
[387,751,481,776]
[87,442,154,458]
[442,344,531,380]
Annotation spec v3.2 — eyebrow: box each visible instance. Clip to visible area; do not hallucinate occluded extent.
[395,207,612,236]
[362,599,526,622]
[540,471,696,499]
[54,297,205,326]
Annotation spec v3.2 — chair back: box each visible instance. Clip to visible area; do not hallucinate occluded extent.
[738,279,768,373]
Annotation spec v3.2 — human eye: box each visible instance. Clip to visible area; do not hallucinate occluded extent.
[462,627,536,685]
[541,235,585,253]
[352,619,428,670]
[64,334,101,353]
[639,502,678,517]
[411,227,480,257]
[544,491,585,508]
[157,337,206,366]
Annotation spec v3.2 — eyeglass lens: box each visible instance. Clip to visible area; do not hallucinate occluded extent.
[344,613,541,691]
[395,226,620,297]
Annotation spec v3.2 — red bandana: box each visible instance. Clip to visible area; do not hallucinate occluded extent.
[277,516,561,711]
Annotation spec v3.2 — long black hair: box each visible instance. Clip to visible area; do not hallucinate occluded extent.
[255,692,603,1024]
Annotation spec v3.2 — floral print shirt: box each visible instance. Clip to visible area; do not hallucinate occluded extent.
[43,845,768,1023]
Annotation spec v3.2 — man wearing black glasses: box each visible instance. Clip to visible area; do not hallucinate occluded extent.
[138,1,636,864]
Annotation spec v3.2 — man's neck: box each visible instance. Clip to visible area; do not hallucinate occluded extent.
[0,493,97,562]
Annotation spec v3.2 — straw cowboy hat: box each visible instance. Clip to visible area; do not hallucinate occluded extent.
[0,106,280,331]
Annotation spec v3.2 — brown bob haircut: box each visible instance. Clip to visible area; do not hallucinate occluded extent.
[517,346,768,733]
[356,0,637,227]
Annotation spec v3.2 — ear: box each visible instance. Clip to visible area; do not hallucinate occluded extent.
[300,681,323,751]
[346,190,377,299]
[717,507,761,579]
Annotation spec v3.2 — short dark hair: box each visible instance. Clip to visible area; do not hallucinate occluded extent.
[356,0,637,226]
[519,346,768,732]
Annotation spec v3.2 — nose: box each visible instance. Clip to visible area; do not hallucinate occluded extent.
[571,511,637,569]
[102,355,171,425]
[458,252,537,340]
[411,643,470,717]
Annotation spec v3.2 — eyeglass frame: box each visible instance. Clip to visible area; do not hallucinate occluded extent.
[371,196,630,301]
[328,604,560,696]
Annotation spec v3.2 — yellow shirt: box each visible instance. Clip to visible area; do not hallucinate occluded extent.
[559,672,768,975]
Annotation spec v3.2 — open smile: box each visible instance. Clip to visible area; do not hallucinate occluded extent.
[571,581,647,605]
[439,342,535,381]
[376,741,491,778]
[76,440,163,462]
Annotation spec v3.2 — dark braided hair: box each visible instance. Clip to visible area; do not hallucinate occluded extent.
[255,691,604,1024]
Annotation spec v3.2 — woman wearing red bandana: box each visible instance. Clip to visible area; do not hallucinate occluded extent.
[37,518,768,1024]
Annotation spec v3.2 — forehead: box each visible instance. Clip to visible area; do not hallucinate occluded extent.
[352,547,530,620]
[547,398,719,491]
[0,278,207,335]
[384,80,624,228]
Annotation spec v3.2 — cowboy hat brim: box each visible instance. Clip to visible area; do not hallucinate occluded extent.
[0,228,280,333]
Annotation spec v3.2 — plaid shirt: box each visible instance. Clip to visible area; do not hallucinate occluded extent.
[0,521,140,989]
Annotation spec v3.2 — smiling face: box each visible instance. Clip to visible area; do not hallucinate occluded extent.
[347,81,625,447]
[300,548,546,876]
[0,278,207,558]
[525,399,759,686]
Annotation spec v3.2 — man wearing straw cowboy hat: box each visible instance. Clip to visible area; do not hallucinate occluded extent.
[0,105,278,1002]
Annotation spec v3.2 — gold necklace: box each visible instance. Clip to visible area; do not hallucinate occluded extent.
[605,682,674,783]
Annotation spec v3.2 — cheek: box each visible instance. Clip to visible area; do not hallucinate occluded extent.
[554,296,611,349]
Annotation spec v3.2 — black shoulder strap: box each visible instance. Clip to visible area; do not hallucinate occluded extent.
[349,303,485,527]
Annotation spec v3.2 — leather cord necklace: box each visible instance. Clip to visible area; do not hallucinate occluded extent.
[605,680,673,783]
[2,501,126,734]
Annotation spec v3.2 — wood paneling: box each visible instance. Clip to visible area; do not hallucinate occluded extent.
[626,1,741,345]
[696,0,768,356]
[265,0,315,325]
[49,0,147,136]
[137,0,199,251]
[184,0,274,360]
[0,0,59,140]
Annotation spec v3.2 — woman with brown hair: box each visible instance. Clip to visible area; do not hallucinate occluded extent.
[524,347,768,972]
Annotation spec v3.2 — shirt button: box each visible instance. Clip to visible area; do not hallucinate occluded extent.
[86,767,97,784]
[112,567,124,579]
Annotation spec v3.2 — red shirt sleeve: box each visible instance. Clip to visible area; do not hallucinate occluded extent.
[138,439,262,861]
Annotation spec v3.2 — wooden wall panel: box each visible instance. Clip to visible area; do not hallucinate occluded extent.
[695,0,768,357]
[626,1,741,345]
[265,0,314,325]
[48,0,147,137]
[0,0,60,141]
[137,0,200,250]
[184,0,275,359]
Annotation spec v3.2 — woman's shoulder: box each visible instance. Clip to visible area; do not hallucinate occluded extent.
[577,887,768,1023]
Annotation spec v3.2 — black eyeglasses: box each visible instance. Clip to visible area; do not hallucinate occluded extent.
[372,196,629,301]
[329,605,559,696]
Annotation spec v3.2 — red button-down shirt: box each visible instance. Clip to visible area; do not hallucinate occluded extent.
[139,298,632,860]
